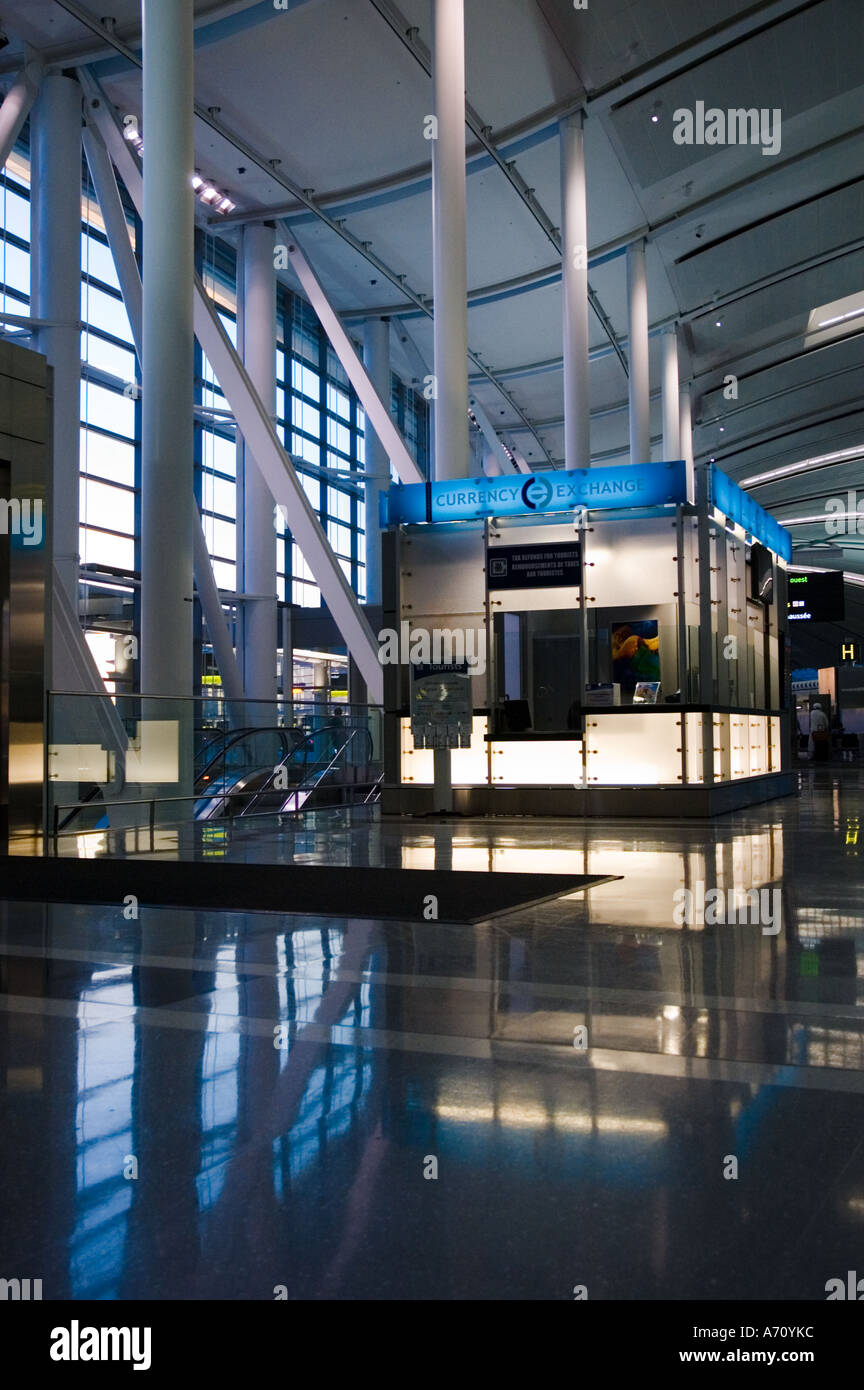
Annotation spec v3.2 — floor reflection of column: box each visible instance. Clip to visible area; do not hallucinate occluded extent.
[193,921,378,1296]
[432,821,453,872]
[121,910,214,1298]
[196,913,282,1296]
[0,902,79,1299]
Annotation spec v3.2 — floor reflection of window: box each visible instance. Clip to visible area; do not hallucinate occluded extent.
[270,929,373,1193]
[72,983,135,1299]
[198,945,240,1211]
[274,1050,372,1189]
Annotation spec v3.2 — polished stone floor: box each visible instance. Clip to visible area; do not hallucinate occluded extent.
[2,764,863,1299]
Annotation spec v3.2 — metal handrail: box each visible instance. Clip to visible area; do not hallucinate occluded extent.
[50,744,380,850]
[237,727,362,819]
[53,719,372,838]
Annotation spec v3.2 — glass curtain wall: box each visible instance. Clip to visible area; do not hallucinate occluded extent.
[0,125,429,694]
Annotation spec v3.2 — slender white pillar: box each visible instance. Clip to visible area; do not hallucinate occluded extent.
[362,316,391,607]
[140,0,194,697]
[560,111,590,470]
[431,0,469,481]
[662,326,680,459]
[627,238,651,464]
[32,74,81,614]
[239,221,277,705]
[679,382,695,500]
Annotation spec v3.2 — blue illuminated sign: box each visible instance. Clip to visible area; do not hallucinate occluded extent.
[385,460,688,526]
[710,465,791,562]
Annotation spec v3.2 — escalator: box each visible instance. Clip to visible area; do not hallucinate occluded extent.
[193,721,379,821]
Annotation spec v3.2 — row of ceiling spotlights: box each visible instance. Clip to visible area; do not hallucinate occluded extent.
[122,117,235,214]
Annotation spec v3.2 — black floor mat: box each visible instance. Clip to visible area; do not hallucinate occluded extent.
[0,857,616,923]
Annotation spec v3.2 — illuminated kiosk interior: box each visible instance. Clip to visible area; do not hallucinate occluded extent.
[380,459,796,817]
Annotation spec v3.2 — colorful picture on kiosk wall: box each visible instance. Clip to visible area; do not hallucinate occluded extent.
[611,621,660,693]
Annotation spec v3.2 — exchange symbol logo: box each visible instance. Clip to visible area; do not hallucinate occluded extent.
[520,475,553,511]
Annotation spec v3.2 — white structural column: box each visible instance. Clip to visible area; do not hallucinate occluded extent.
[32,74,81,614]
[679,382,695,499]
[431,0,470,482]
[559,111,591,470]
[140,0,195,696]
[363,316,391,607]
[662,326,681,459]
[239,222,278,703]
[626,238,651,464]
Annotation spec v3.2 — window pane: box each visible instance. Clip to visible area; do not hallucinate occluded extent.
[80,428,135,486]
[203,515,235,560]
[1,186,30,241]
[82,232,121,292]
[81,331,135,383]
[327,417,350,455]
[327,520,352,556]
[292,399,319,436]
[327,346,347,387]
[80,380,136,438]
[291,433,319,468]
[79,527,135,571]
[292,324,318,365]
[217,311,236,346]
[201,472,235,518]
[82,282,132,341]
[212,558,236,589]
[202,430,236,478]
[300,473,319,509]
[327,384,350,420]
[80,477,135,534]
[293,580,321,607]
[291,360,319,400]
[0,240,29,295]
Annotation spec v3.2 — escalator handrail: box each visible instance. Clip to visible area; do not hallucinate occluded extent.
[237,725,366,818]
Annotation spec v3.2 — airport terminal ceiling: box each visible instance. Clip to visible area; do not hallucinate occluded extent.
[1,0,862,598]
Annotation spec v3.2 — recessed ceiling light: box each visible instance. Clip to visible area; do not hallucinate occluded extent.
[740,445,864,488]
[817,305,864,329]
[715,318,722,328]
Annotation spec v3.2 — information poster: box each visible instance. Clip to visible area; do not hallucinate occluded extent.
[611,620,660,695]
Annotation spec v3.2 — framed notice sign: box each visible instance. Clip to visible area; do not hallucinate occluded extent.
[410,663,473,750]
[487,542,581,590]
